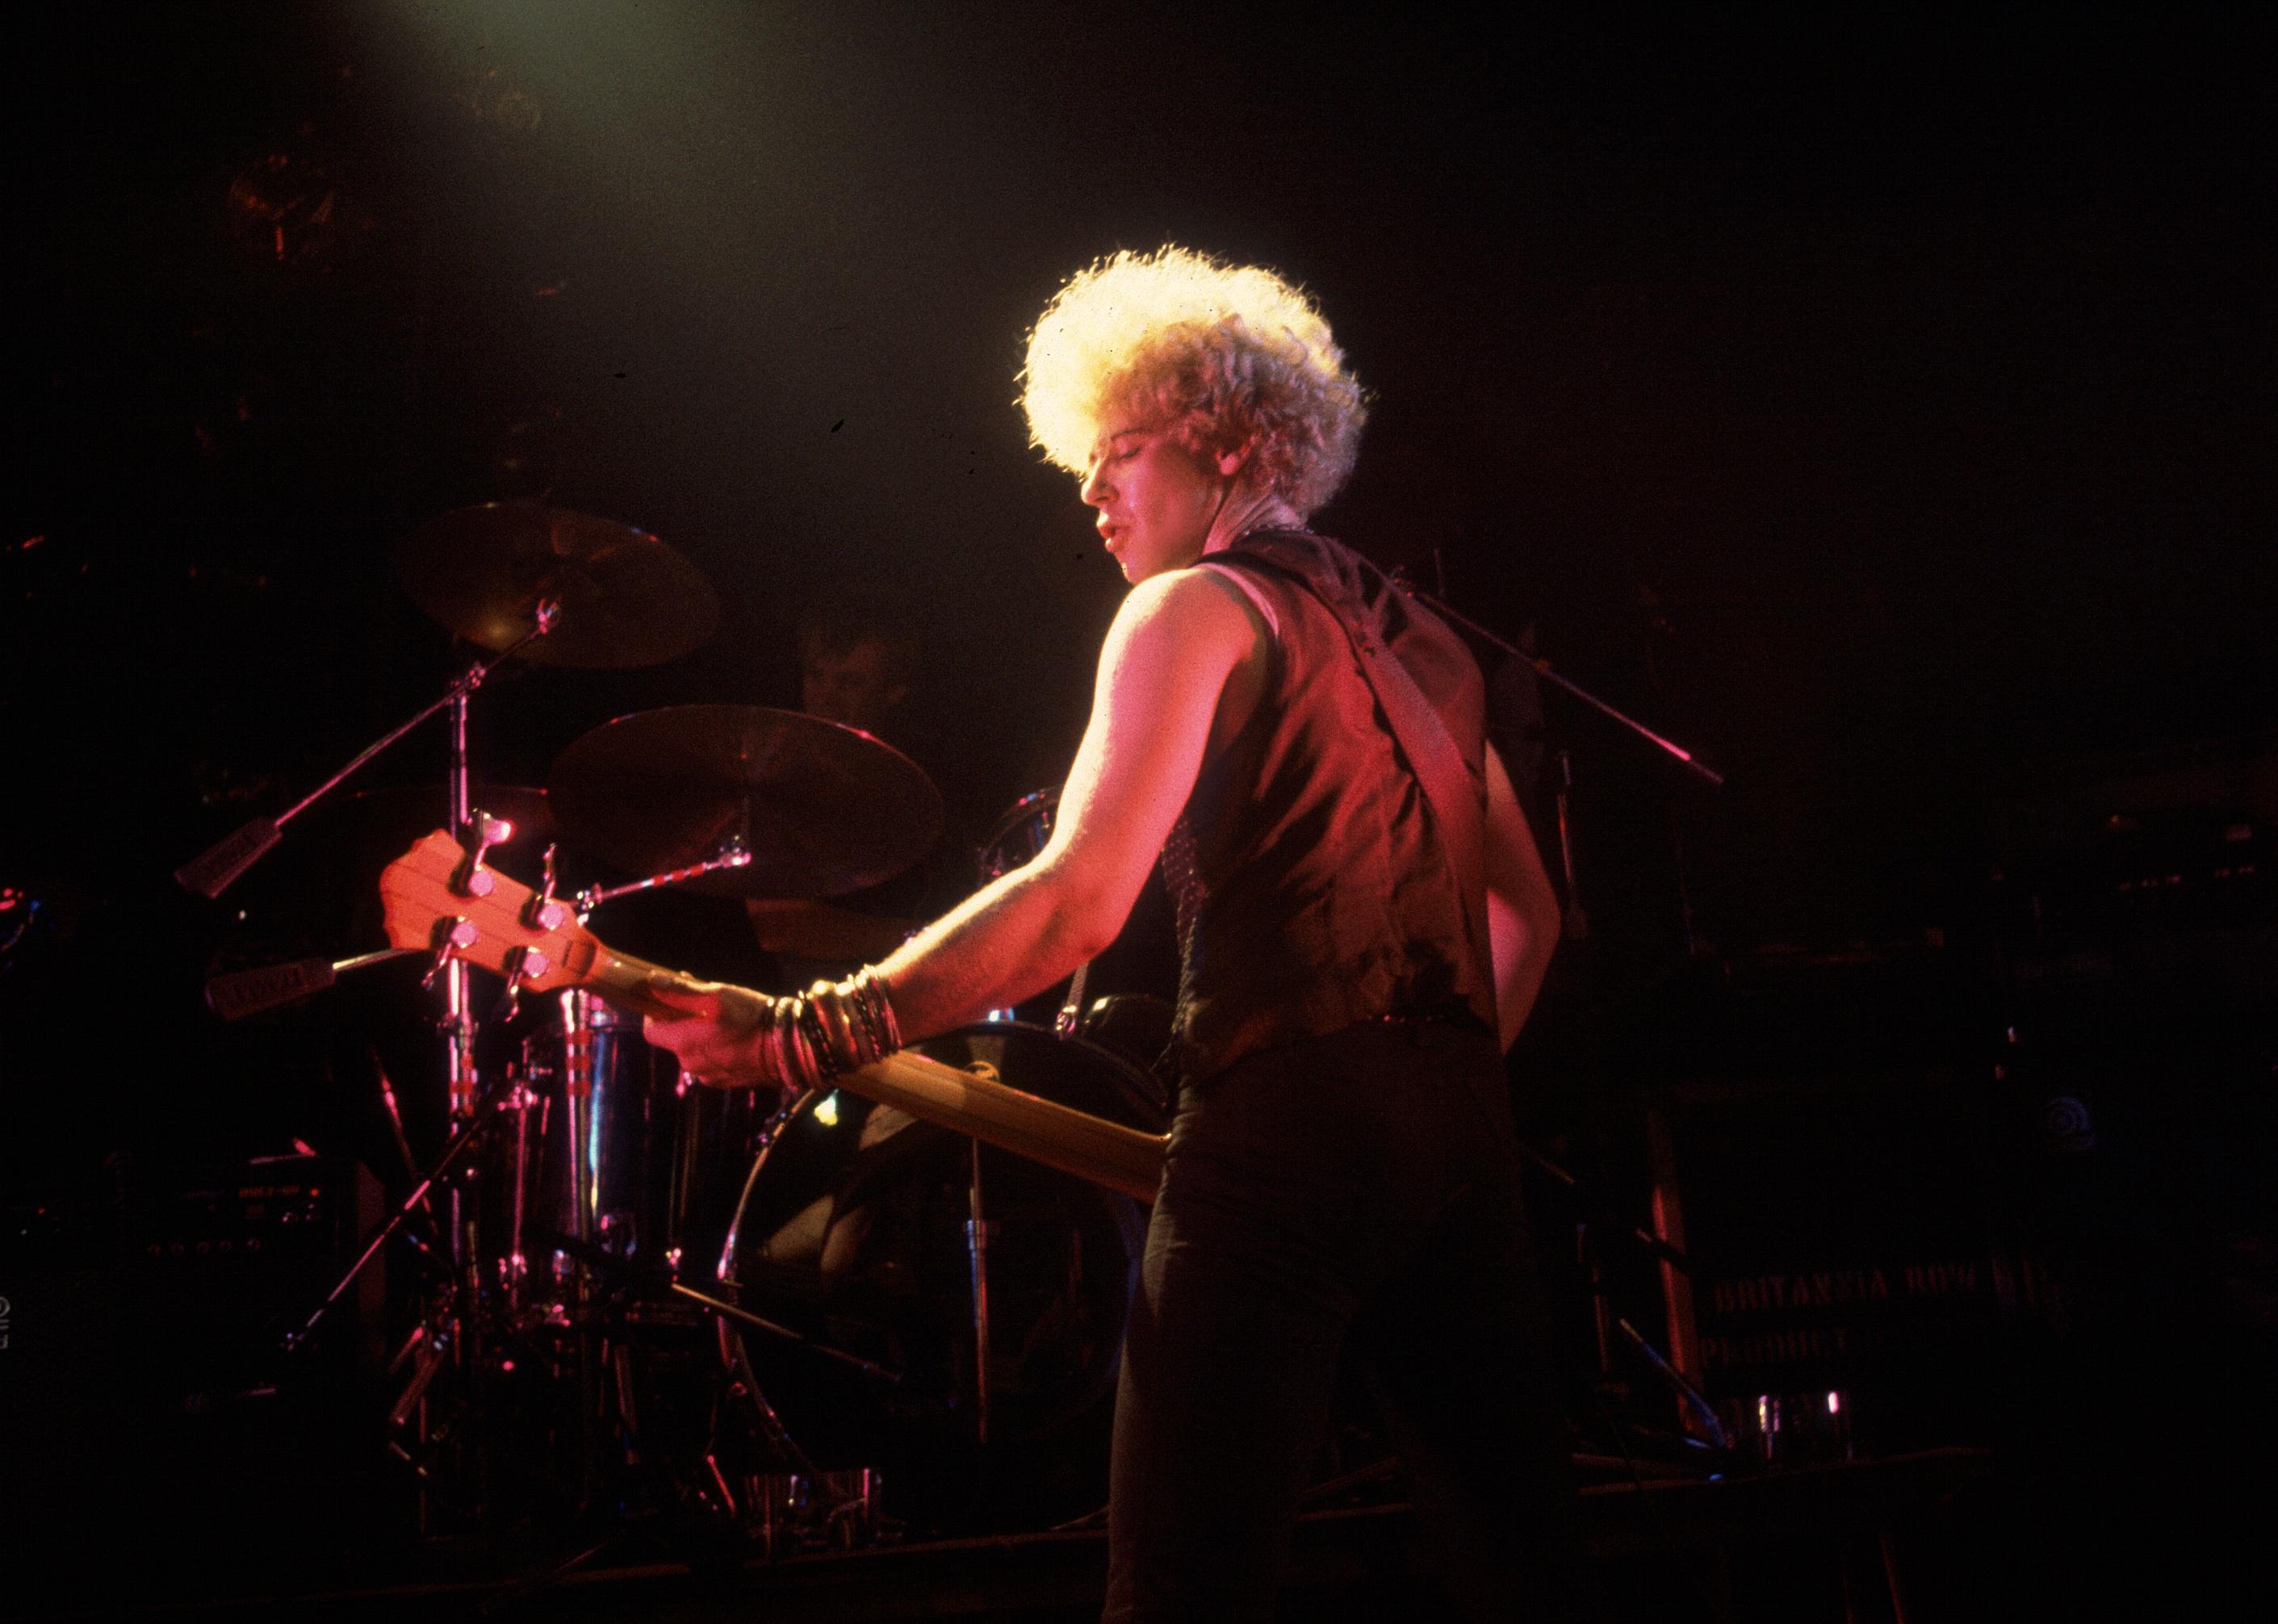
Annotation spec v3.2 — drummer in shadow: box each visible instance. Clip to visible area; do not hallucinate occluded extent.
[741,588,970,1283]
[744,588,963,988]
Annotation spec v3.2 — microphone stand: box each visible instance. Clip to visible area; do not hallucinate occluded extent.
[1400,580,1723,950]
[1403,585,1725,790]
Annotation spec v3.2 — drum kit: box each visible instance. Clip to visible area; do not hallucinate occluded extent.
[185,502,1170,1551]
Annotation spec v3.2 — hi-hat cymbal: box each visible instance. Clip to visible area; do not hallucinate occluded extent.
[396,501,719,668]
[547,705,944,899]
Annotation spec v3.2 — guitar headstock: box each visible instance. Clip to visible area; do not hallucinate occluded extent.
[379,830,596,994]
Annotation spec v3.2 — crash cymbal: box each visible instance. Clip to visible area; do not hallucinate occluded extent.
[396,501,719,668]
[547,705,944,899]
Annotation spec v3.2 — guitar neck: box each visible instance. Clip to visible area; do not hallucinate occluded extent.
[560,937,1166,1205]
[557,937,699,1022]
[377,828,1166,1206]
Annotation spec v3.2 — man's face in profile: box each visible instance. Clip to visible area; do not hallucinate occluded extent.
[801,634,907,735]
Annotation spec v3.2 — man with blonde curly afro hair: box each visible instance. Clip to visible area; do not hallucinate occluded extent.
[645,248,1577,1618]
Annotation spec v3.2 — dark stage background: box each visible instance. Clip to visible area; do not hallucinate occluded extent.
[4,4,2275,1616]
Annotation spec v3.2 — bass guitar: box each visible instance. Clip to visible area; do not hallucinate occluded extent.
[379,830,1166,1203]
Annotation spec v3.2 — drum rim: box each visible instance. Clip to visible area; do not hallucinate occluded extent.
[980,785,1060,848]
[915,1017,1165,1132]
[714,1018,1163,1293]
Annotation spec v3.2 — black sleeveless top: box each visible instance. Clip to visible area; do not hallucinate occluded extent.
[1161,529,1492,1081]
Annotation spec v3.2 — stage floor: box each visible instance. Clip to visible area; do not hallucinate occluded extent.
[19,1449,1993,1622]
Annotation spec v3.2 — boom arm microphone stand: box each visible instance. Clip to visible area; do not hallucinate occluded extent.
[1405,577,1730,1449]
[1404,584,1725,790]
[1397,580,1723,952]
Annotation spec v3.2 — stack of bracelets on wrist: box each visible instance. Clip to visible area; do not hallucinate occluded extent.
[764,965,902,1094]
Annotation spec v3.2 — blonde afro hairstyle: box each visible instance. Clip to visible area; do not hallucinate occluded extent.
[1020,246,1367,518]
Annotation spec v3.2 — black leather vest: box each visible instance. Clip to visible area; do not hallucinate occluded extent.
[1161,529,1491,1081]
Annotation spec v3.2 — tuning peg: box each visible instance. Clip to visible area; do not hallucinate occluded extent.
[451,810,513,898]
[422,916,479,991]
[487,942,554,1023]
[521,843,569,931]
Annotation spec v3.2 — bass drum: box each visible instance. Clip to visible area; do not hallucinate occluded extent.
[717,1023,1165,1533]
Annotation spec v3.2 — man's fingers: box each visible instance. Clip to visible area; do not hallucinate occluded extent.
[639,974,774,1090]
[644,972,724,1019]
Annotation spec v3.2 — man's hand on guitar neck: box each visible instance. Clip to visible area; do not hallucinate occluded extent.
[643,972,781,1089]
[643,964,905,1094]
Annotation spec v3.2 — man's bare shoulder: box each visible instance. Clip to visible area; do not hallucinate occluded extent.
[1110,564,1266,651]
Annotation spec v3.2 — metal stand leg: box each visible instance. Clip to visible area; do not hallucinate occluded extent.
[713,1312,821,1479]
[965,1139,995,1446]
[283,1070,513,1356]
[1878,1527,1912,1624]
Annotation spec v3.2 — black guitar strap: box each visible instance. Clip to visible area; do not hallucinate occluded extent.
[1216,542,1497,1023]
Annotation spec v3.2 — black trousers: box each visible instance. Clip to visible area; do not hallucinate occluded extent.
[1103,1018,1581,1622]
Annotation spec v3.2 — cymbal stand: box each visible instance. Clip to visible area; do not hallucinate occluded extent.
[174,605,563,1524]
[282,1054,524,1358]
[429,645,555,1527]
[442,695,477,1296]
[569,840,754,915]
[965,1138,995,1445]
[172,601,561,901]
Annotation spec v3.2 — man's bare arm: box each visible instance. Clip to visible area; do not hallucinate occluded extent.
[642,566,1261,1083]
[870,568,1256,1040]
[1482,743,1560,1052]
[745,898,915,965]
